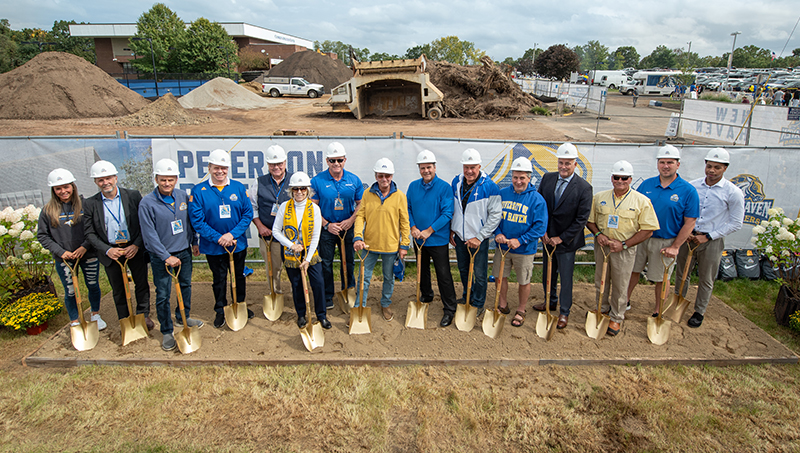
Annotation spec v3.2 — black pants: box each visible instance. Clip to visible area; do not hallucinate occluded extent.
[542,245,576,317]
[416,243,458,315]
[104,250,150,320]
[286,262,326,320]
[318,228,355,305]
[207,250,247,314]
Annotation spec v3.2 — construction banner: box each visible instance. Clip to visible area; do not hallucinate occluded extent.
[680,99,800,147]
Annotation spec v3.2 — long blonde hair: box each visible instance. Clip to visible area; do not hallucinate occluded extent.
[44,182,82,228]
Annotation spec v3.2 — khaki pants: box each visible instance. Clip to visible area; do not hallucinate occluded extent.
[675,238,725,316]
[259,238,283,293]
[596,246,637,323]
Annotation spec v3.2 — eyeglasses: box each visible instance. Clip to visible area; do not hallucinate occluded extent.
[328,158,345,164]
[612,175,631,181]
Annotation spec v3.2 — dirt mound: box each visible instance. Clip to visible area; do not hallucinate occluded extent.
[178,77,271,110]
[240,81,267,96]
[114,93,211,127]
[0,52,149,120]
[428,57,541,119]
[268,51,352,93]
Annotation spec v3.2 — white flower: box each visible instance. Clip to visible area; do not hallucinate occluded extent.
[771,255,778,262]
[19,230,33,240]
[11,221,23,231]
[796,218,800,226]
[766,245,773,254]
[22,253,32,260]
[750,236,758,245]
[768,208,778,216]
[33,207,41,218]
[23,205,37,218]
[762,220,770,227]
[6,209,23,224]
[0,225,6,236]
[31,241,42,251]
[752,225,766,235]
[783,217,794,226]
[771,220,781,228]
[8,228,21,238]
[778,207,785,214]
[782,250,791,257]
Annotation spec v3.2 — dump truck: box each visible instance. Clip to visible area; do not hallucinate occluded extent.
[328,56,444,120]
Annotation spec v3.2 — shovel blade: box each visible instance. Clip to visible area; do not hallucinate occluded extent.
[647,316,671,345]
[405,301,428,330]
[349,307,372,334]
[536,312,558,340]
[585,311,610,339]
[175,326,202,354]
[224,302,248,331]
[481,310,506,339]
[301,322,325,351]
[119,314,148,346]
[662,294,690,324]
[70,320,99,351]
[455,303,477,332]
[263,293,284,321]
[336,288,355,315]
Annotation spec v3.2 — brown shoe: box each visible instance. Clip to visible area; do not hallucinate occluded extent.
[382,306,394,321]
[532,301,557,312]
[607,321,620,336]
[557,314,568,329]
[145,316,155,331]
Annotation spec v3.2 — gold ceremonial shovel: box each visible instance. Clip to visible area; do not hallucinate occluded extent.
[116,257,148,346]
[166,263,201,354]
[585,246,611,339]
[223,242,248,331]
[349,248,372,335]
[406,238,428,330]
[482,247,509,339]
[455,246,479,332]
[663,242,699,323]
[261,236,284,321]
[335,232,356,315]
[65,259,99,351]
[647,254,674,345]
[536,244,558,341]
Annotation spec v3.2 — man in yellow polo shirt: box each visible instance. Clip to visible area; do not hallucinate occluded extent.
[586,160,659,336]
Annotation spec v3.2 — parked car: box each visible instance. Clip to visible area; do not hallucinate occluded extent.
[262,77,324,98]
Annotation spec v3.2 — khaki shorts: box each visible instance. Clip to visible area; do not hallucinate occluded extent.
[492,249,534,284]
[632,237,676,282]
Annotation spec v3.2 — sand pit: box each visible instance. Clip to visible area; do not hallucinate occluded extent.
[267,50,352,93]
[0,52,149,120]
[25,281,797,367]
[115,93,211,127]
[178,77,272,110]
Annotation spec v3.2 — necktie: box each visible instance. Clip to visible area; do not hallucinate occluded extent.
[555,178,567,204]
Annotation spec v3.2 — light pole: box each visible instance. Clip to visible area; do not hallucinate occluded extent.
[724,32,741,92]
[532,42,538,76]
[131,37,159,97]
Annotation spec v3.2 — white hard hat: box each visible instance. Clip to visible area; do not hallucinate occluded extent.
[326,142,347,158]
[265,145,287,164]
[705,147,730,164]
[510,156,533,173]
[656,144,681,160]
[153,158,180,176]
[556,143,579,159]
[416,150,437,164]
[611,160,634,177]
[90,160,118,178]
[373,158,395,175]
[289,172,311,187]
[460,148,482,165]
[47,168,76,187]
[208,149,231,167]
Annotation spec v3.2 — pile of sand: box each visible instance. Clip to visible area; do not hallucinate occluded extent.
[178,77,271,110]
[0,52,149,120]
[114,93,211,127]
[267,50,352,93]
[240,80,267,96]
[428,57,541,119]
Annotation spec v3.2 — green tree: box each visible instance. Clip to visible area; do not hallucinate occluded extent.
[179,18,238,75]
[368,52,400,61]
[728,45,772,68]
[579,40,610,72]
[535,44,580,79]
[314,40,368,65]
[427,36,484,65]
[0,19,18,72]
[51,20,94,64]
[640,45,675,69]
[404,44,433,60]
[699,54,725,67]
[130,3,186,74]
[613,46,640,69]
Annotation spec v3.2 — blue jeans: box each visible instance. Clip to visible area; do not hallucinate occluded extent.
[454,236,489,308]
[150,248,193,334]
[356,250,397,308]
[55,257,102,321]
[318,228,355,306]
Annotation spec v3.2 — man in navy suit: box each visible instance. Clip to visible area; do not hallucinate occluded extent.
[533,143,593,329]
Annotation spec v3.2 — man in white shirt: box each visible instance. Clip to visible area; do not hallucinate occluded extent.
[674,148,745,328]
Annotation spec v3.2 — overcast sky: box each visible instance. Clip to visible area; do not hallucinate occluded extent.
[4,0,800,61]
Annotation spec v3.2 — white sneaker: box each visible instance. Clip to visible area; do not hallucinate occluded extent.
[91,313,107,331]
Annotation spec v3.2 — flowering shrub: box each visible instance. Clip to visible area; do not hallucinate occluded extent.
[0,291,61,329]
[790,310,800,333]
[0,205,53,293]
[752,207,800,294]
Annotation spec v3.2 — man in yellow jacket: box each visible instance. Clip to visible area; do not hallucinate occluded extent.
[353,158,410,321]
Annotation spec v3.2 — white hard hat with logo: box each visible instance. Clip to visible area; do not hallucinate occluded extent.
[656,144,681,160]
[266,145,287,164]
[460,148,482,165]
[207,149,231,167]
[373,158,395,175]
[416,150,437,164]
[705,147,730,164]
[556,143,579,159]
[611,160,634,177]
[289,172,311,187]
[154,158,180,176]
[47,168,76,187]
[326,142,347,158]
[510,156,533,173]
[90,160,118,178]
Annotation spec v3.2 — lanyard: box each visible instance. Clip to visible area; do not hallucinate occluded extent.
[460,180,476,205]
[103,195,123,225]
[612,189,632,212]
[211,184,229,205]
[272,175,287,199]
[157,191,177,219]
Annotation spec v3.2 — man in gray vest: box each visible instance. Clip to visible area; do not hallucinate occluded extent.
[249,145,293,293]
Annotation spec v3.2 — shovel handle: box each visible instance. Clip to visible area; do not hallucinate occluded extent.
[224,241,238,304]
[165,263,188,315]
[543,244,557,315]
[675,243,698,297]
[658,254,675,318]
[261,236,277,294]
[464,245,479,307]
[414,238,426,304]
[492,247,509,311]
[339,233,349,289]
[357,248,369,307]
[65,259,87,326]
[115,257,134,313]
[597,246,609,314]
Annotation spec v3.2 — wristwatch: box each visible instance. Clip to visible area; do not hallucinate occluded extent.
[705,233,713,241]
[621,241,628,250]
[323,223,329,231]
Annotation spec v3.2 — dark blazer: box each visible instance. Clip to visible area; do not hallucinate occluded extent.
[537,171,593,253]
[84,186,145,266]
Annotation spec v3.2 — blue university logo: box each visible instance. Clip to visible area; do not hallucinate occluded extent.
[729,174,774,225]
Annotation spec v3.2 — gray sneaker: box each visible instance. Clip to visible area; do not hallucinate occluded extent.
[161,333,177,351]
[175,317,204,328]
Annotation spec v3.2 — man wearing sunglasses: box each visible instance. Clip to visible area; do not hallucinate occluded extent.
[586,161,659,336]
[310,142,364,310]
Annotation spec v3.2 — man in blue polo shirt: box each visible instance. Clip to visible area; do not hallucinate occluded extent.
[407,150,458,327]
[627,145,699,316]
[310,142,364,310]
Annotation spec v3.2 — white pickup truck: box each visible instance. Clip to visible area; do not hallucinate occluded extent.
[261,77,324,98]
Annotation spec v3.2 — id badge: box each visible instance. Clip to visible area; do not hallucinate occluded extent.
[334,197,344,211]
[270,203,279,216]
[115,229,130,244]
[607,215,619,229]
[220,204,231,219]
[171,219,184,235]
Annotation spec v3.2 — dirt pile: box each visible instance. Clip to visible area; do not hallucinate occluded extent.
[178,77,271,110]
[240,80,267,96]
[0,52,149,120]
[114,93,211,127]
[428,57,541,119]
[267,50,352,93]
